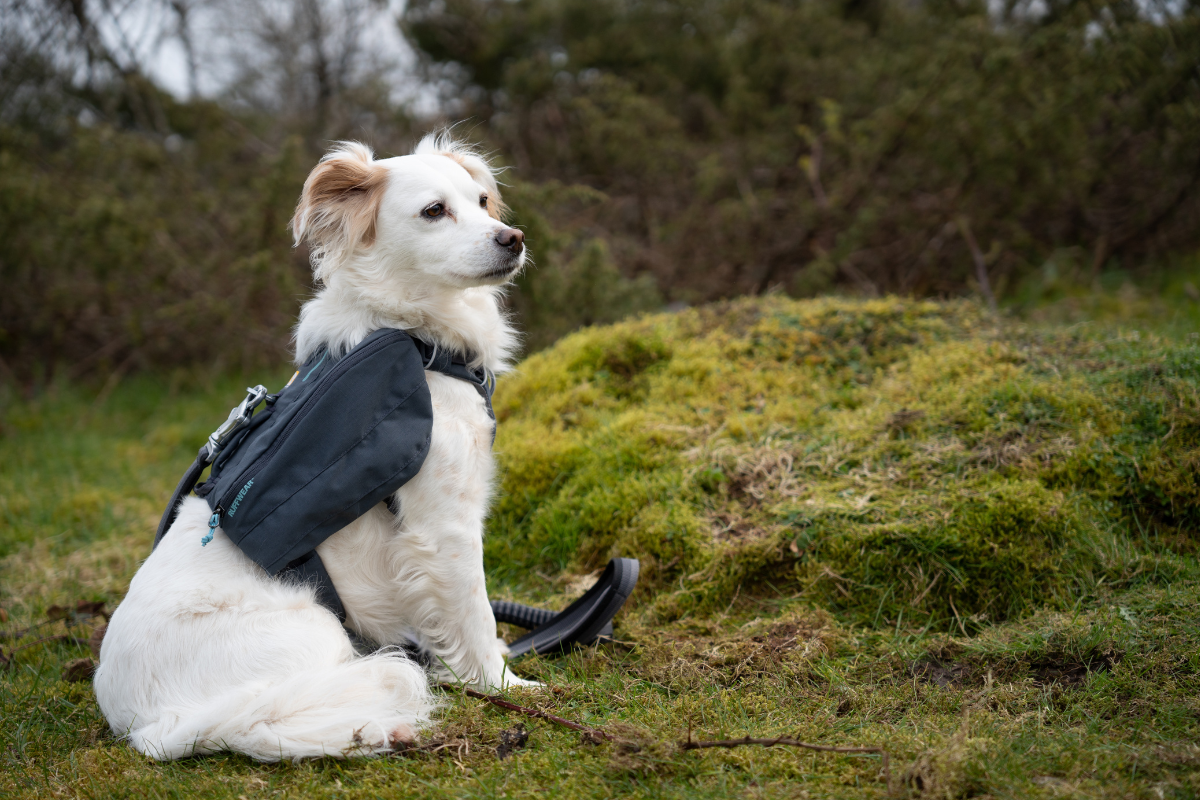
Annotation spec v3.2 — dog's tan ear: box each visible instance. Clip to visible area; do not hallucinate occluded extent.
[292,142,388,275]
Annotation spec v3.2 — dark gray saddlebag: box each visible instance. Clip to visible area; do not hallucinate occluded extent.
[200,327,433,575]
[154,328,438,621]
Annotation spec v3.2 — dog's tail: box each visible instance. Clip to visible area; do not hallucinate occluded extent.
[126,652,433,762]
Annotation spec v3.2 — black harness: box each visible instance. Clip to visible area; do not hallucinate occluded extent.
[153,330,493,621]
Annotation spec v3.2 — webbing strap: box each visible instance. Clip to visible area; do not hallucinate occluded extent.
[153,447,209,549]
[410,338,495,426]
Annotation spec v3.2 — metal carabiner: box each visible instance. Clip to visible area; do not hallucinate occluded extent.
[204,384,269,462]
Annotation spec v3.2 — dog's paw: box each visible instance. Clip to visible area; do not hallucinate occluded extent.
[388,724,416,747]
[499,670,541,690]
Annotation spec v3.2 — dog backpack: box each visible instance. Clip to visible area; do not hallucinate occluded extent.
[153,328,639,654]
[153,328,493,620]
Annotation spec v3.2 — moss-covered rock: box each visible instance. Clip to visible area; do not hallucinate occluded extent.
[488,296,1196,629]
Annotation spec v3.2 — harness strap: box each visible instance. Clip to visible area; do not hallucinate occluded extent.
[153,446,209,549]
[300,341,493,626]
[410,338,495,425]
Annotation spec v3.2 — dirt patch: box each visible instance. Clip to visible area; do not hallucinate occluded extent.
[632,611,838,690]
[968,430,1077,469]
[911,642,1121,691]
[1030,651,1119,687]
[887,408,926,432]
[495,724,529,759]
[747,620,818,656]
[910,658,969,689]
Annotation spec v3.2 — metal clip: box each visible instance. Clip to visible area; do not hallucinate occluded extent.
[481,366,496,398]
[204,385,268,462]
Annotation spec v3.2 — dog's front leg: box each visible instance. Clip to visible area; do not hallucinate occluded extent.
[385,508,534,691]
[322,501,532,691]
[386,377,534,691]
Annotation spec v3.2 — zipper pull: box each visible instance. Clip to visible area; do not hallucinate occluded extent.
[201,509,221,547]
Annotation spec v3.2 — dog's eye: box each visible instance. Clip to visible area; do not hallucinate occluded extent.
[422,203,445,219]
[479,195,488,209]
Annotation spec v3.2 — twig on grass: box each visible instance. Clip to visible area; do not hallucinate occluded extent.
[0,602,108,641]
[949,596,968,637]
[0,618,64,640]
[0,603,108,668]
[956,216,998,313]
[438,683,614,741]
[440,682,893,794]
[0,634,89,668]
[680,732,893,795]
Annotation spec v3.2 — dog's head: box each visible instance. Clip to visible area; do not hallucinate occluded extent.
[291,135,525,291]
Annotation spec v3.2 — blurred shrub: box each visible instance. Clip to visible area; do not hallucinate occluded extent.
[405,0,1200,302]
[0,100,311,384]
[0,74,654,384]
[504,179,662,351]
[0,36,671,385]
[4,0,1199,382]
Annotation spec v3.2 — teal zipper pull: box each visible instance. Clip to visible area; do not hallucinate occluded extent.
[201,510,221,547]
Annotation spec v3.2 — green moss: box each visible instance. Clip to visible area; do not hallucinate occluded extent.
[488,296,1199,629]
[4,294,1199,799]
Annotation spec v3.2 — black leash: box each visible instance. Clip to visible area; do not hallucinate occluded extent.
[492,558,639,656]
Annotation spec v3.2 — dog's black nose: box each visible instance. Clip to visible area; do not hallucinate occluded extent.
[495,227,525,254]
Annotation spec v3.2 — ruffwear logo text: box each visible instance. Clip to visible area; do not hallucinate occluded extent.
[228,479,254,517]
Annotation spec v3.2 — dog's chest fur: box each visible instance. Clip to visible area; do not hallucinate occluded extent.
[314,367,496,643]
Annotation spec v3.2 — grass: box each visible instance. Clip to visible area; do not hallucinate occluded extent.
[2,277,1199,799]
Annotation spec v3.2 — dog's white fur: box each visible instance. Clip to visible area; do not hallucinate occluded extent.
[94,133,531,762]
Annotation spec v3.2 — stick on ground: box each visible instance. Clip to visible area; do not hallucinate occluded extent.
[681,733,892,794]
[438,683,614,741]
[440,682,892,794]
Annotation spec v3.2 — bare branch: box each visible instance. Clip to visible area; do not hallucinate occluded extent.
[441,681,894,795]
[681,734,893,795]
[956,216,997,313]
[439,683,614,741]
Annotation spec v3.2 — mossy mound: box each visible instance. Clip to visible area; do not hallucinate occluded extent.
[488,296,1197,630]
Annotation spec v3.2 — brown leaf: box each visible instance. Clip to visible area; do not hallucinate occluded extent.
[75,601,107,618]
[0,608,8,623]
[46,605,69,621]
[63,657,96,682]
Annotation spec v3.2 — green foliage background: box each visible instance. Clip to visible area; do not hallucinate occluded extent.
[2,0,1199,381]
[405,0,1200,301]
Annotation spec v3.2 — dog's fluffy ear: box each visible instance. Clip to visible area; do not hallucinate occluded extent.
[292,142,388,278]
[414,132,509,221]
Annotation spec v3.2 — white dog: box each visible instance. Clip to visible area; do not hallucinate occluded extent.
[94,134,532,761]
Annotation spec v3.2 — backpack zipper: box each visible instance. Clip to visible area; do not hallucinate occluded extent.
[205,330,409,544]
[202,509,222,546]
